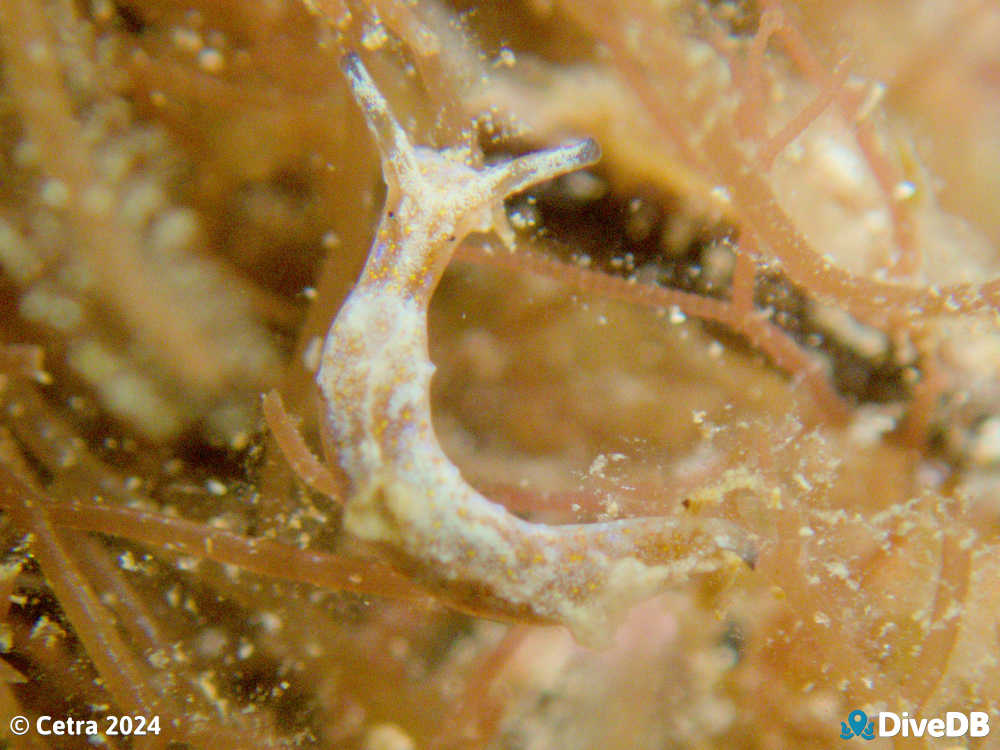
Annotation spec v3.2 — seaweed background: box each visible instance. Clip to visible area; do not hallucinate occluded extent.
[0,0,999,748]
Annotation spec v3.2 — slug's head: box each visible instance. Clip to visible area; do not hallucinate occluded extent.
[340,52,600,262]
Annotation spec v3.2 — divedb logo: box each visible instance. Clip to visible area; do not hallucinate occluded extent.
[841,709,990,740]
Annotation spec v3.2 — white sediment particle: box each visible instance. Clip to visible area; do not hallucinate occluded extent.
[255,611,282,633]
[0,219,42,282]
[970,417,1000,466]
[824,560,848,579]
[40,178,70,209]
[710,185,731,204]
[198,48,225,74]
[194,628,227,659]
[321,230,341,249]
[20,287,83,332]
[205,478,227,496]
[942,600,962,621]
[824,561,857,590]
[816,137,868,196]
[120,179,166,228]
[809,300,888,360]
[588,454,608,477]
[118,550,140,572]
[959,530,977,550]
[847,408,896,447]
[81,184,114,217]
[149,208,199,253]
[165,586,181,608]
[495,47,516,68]
[854,80,886,122]
[363,723,415,750]
[171,26,203,54]
[892,180,916,201]
[361,20,389,50]
[303,335,322,372]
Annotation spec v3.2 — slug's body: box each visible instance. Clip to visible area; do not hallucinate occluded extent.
[305,54,753,645]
